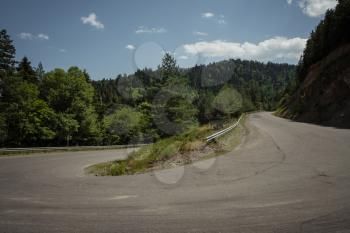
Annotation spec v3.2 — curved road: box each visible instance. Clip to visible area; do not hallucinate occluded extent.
[1,112,350,233]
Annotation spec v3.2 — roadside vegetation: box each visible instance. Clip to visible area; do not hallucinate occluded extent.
[276,0,350,110]
[86,115,245,176]
[1,29,295,148]
[276,0,350,127]
[1,23,293,169]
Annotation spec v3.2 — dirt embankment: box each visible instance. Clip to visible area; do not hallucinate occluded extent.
[278,44,350,128]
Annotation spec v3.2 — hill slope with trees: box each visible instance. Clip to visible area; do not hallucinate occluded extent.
[93,59,296,123]
[1,28,295,147]
[277,0,350,128]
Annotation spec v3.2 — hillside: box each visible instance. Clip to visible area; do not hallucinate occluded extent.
[277,44,350,127]
[93,59,296,120]
[0,28,296,147]
[277,0,350,128]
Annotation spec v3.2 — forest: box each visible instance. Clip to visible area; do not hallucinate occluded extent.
[277,0,350,128]
[0,29,296,147]
[296,0,350,82]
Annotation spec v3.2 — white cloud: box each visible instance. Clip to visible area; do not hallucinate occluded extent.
[202,12,215,18]
[193,31,208,36]
[19,32,50,40]
[287,0,293,5]
[18,32,34,40]
[37,33,49,40]
[179,55,189,60]
[135,26,167,34]
[183,36,307,63]
[126,44,135,50]
[81,12,104,29]
[298,0,337,17]
[59,49,67,53]
[202,12,227,24]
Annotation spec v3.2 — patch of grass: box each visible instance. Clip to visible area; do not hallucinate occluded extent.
[274,106,286,117]
[86,125,213,176]
[274,105,299,119]
[181,140,206,152]
[87,116,246,176]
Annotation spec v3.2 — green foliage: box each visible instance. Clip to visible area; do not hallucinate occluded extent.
[0,31,297,147]
[104,106,143,144]
[159,143,180,160]
[0,51,101,146]
[88,125,212,176]
[92,56,295,138]
[137,101,160,142]
[0,113,7,144]
[0,29,16,74]
[24,99,56,142]
[78,106,102,144]
[188,60,296,119]
[277,0,350,116]
[40,67,99,145]
[0,77,55,145]
[41,67,95,114]
[17,56,38,84]
[115,161,127,175]
[297,0,350,81]
[56,113,79,146]
[212,86,242,117]
[161,52,178,78]
[36,62,45,82]
[153,76,199,136]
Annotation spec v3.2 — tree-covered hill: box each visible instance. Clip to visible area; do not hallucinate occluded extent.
[1,28,296,147]
[296,0,350,82]
[277,0,350,128]
[93,59,296,124]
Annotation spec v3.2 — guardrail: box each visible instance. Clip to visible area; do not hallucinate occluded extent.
[205,115,243,142]
[0,144,149,154]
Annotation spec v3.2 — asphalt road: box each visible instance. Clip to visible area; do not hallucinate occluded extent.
[1,112,350,233]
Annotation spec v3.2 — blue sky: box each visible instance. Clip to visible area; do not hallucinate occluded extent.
[0,0,337,80]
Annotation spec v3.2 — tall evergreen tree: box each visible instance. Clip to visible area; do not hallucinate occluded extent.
[0,29,16,74]
[161,53,178,78]
[83,69,91,83]
[17,56,38,84]
[36,62,45,82]
[0,29,16,101]
[297,0,350,81]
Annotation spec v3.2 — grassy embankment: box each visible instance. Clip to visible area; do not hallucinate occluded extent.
[86,116,246,176]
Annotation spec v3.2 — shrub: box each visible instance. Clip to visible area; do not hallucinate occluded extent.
[159,142,181,160]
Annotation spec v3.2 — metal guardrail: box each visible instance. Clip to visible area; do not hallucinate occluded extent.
[205,115,243,142]
[1,116,244,153]
[0,144,149,153]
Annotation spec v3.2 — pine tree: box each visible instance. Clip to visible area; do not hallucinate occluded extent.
[297,0,350,81]
[161,53,178,78]
[36,62,45,82]
[83,69,91,83]
[0,29,16,74]
[17,56,38,84]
